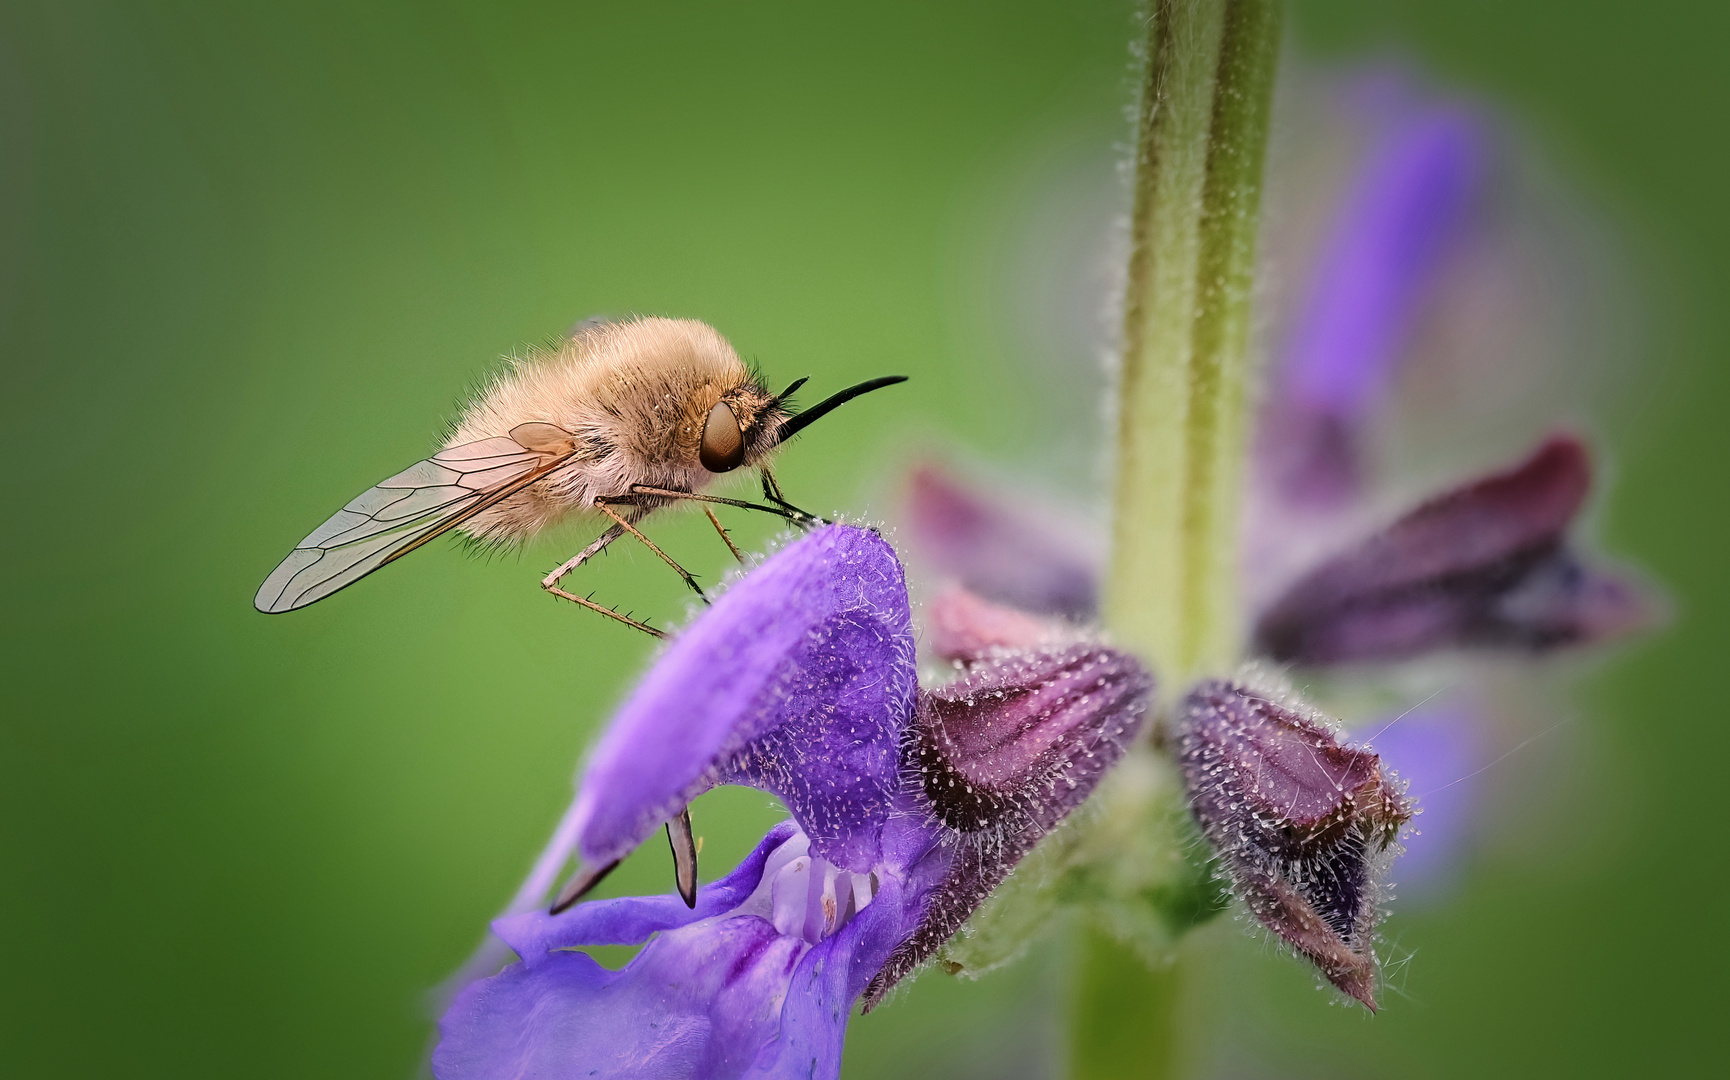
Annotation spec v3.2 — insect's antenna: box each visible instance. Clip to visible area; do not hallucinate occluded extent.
[775,376,809,402]
[775,375,908,442]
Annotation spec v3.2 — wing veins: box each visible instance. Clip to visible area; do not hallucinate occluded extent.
[257,447,575,612]
[376,453,572,567]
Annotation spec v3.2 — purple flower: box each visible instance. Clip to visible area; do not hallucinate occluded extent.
[906,465,1100,621]
[1263,105,1486,508]
[570,524,916,878]
[435,525,1151,1079]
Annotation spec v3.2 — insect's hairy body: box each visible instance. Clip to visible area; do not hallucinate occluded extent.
[254,313,906,615]
[452,317,785,545]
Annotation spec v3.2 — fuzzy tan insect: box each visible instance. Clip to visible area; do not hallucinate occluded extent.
[255,316,904,636]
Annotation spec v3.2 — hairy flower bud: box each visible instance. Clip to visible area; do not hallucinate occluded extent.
[1178,679,1411,1009]
[863,642,1153,1006]
[916,645,1151,834]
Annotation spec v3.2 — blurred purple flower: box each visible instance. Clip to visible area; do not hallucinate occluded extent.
[435,525,1151,1079]
[1263,106,1485,508]
[1357,703,1482,897]
[1254,433,1651,665]
[906,464,1099,621]
[908,94,1648,665]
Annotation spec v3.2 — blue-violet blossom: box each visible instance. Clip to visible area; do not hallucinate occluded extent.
[434,524,1151,1079]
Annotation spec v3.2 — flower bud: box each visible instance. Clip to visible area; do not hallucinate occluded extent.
[926,585,1066,662]
[863,643,1153,1006]
[916,644,1152,834]
[1254,434,1652,665]
[905,463,1100,620]
[1178,679,1411,1009]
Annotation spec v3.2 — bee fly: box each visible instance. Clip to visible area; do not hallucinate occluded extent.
[255,316,905,908]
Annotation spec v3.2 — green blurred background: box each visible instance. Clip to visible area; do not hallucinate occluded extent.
[3,1,1724,1076]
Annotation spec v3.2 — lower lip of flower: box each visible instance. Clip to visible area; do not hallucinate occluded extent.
[732,831,879,946]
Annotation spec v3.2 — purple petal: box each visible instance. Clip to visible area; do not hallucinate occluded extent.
[574,525,915,873]
[744,875,911,1079]
[1266,107,1486,506]
[495,822,800,962]
[440,824,934,1080]
[904,464,1100,620]
[1281,107,1486,416]
[434,915,807,1080]
[862,644,1153,1005]
[1179,680,1411,1010]
[1254,435,1652,664]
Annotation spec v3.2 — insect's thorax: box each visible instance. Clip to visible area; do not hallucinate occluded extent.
[449,317,776,544]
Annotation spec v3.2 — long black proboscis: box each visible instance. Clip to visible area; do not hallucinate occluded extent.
[775,375,908,442]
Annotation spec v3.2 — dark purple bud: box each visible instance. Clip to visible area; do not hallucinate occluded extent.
[905,464,1100,621]
[1179,679,1412,1010]
[1253,434,1653,665]
[915,645,1151,833]
[862,644,1153,1006]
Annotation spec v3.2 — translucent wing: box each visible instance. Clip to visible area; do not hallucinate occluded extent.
[255,437,569,613]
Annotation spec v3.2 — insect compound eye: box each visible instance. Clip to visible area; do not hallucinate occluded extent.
[699,400,746,473]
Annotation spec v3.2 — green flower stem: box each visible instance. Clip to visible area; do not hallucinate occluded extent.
[1078,3,1279,1079]
[1070,926,1182,1080]
[1106,0,1281,684]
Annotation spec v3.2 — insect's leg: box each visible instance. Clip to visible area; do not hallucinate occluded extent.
[550,809,698,914]
[760,466,824,526]
[703,507,745,564]
[543,520,626,588]
[541,520,667,639]
[667,807,699,908]
[593,501,710,605]
[551,857,622,914]
[760,466,787,504]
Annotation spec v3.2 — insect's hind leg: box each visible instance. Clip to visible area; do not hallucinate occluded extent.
[667,807,699,907]
[543,509,711,903]
[541,519,667,639]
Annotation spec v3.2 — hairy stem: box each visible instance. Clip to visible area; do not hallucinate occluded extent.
[1106,0,1280,683]
[1081,3,1279,1078]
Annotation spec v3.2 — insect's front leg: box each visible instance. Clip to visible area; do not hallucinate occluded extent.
[627,484,812,526]
[759,466,824,527]
[703,507,744,563]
